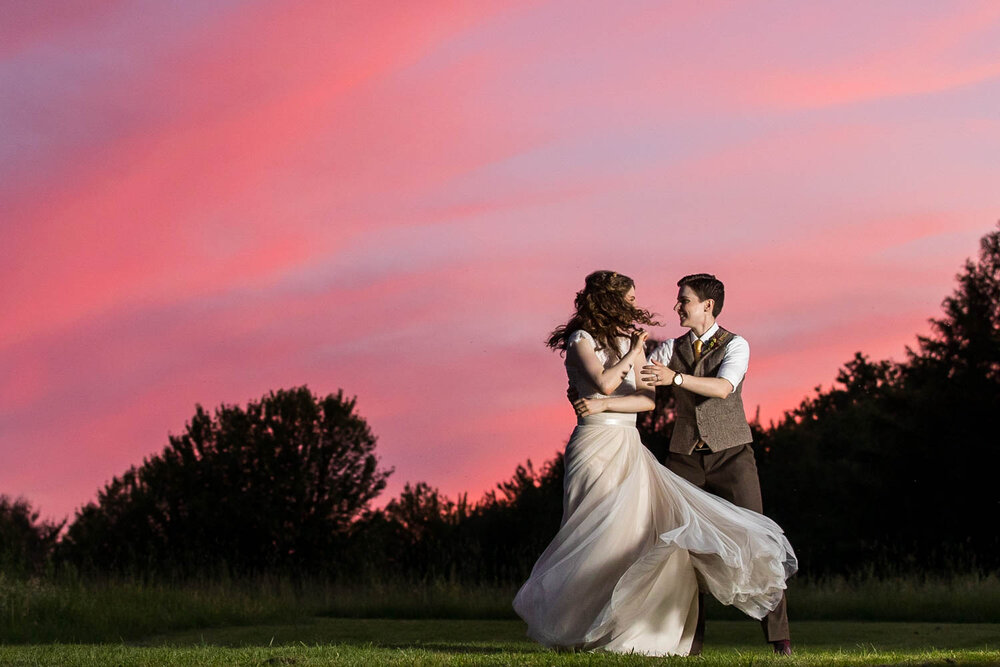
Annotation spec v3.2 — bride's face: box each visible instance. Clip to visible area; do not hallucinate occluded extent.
[624,286,636,307]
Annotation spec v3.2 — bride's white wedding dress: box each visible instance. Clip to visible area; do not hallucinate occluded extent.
[513,330,797,656]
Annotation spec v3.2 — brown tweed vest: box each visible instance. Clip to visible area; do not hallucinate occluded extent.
[667,326,753,454]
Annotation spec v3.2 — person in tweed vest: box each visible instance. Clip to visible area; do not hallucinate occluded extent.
[641,273,792,657]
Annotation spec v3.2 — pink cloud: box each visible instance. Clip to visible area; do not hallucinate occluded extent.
[3,2,997,522]
[2,1,537,349]
[743,3,1000,109]
[0,1,119,58]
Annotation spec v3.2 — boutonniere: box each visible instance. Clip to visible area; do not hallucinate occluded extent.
[704,332,730,354]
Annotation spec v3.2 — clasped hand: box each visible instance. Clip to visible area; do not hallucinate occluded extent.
[628,329,648,356]
[566,386,605,417]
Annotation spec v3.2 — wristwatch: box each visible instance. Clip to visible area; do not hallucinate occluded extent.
[672,373,684,386]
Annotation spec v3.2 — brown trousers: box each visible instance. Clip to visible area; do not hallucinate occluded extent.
[666,443,790,650]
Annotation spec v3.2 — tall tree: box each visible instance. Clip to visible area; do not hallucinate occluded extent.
[60,387,392,575]
[910,223,1000,381]
[900,222,1000,558]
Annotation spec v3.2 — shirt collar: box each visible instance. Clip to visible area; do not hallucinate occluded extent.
[690,322,720,343]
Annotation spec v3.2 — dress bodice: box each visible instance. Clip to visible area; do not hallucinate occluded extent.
[565,330,637,400]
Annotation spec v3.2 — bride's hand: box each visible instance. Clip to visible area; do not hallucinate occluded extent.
[628,330,648,358]
[573,397,606,417]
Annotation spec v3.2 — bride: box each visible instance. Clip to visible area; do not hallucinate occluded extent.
[512,270,796,656]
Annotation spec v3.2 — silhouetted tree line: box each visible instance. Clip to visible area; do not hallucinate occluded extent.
[3,224,997,581]
[341,459,565,582]
[754,223,1000,575]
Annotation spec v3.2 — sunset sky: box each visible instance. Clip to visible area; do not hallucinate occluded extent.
[3,1,998,522]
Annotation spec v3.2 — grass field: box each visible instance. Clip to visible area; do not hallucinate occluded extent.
[3,574,999,665]
[1,619,999,665]
[4,573,1000,644]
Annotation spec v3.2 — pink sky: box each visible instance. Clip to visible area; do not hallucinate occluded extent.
[3,1,998,522]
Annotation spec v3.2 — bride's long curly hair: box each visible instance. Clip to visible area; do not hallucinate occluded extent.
[547,270,660,360]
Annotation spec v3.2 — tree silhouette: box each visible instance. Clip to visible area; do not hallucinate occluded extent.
[911,223,1000,382]
[756,223,1000,574]
[0,495,63,576]
[59,386,392,575]
[345,457,566,583]
[371,482,470,579]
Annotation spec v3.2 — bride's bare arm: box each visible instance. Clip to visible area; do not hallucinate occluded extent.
[567,331,647,396]
[573,347,655,416]
[576,392,655,416]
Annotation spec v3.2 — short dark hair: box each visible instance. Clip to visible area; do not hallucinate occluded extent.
[677,273,724,317]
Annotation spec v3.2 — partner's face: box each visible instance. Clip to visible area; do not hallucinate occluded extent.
[674,286,710,328]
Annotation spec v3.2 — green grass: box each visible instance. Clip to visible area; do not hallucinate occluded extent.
[706,572,1000,623]
[0,574,318,644]
[4,573,1000,645]
[3,573,1000,665]
[1,619,999,665]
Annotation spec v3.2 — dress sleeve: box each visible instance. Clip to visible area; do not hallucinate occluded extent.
[566,330,595,348]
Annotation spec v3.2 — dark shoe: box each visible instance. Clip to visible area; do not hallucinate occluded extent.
[771,639,792,656]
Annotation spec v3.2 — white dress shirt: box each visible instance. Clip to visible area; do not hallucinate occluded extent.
[647,322,750,391]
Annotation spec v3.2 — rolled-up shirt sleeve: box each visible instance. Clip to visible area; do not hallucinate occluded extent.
[647,339,674,366]
[717,336,750,390]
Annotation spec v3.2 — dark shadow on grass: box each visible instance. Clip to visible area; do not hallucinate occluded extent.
[382,642,539,655]
[135,638,541,654]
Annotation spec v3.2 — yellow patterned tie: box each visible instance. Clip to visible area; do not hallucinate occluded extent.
[691,337,710,453]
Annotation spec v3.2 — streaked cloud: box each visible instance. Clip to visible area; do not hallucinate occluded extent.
[2,1,997,520]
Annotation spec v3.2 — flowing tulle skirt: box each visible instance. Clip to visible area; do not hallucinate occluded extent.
[512,414,797,656]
